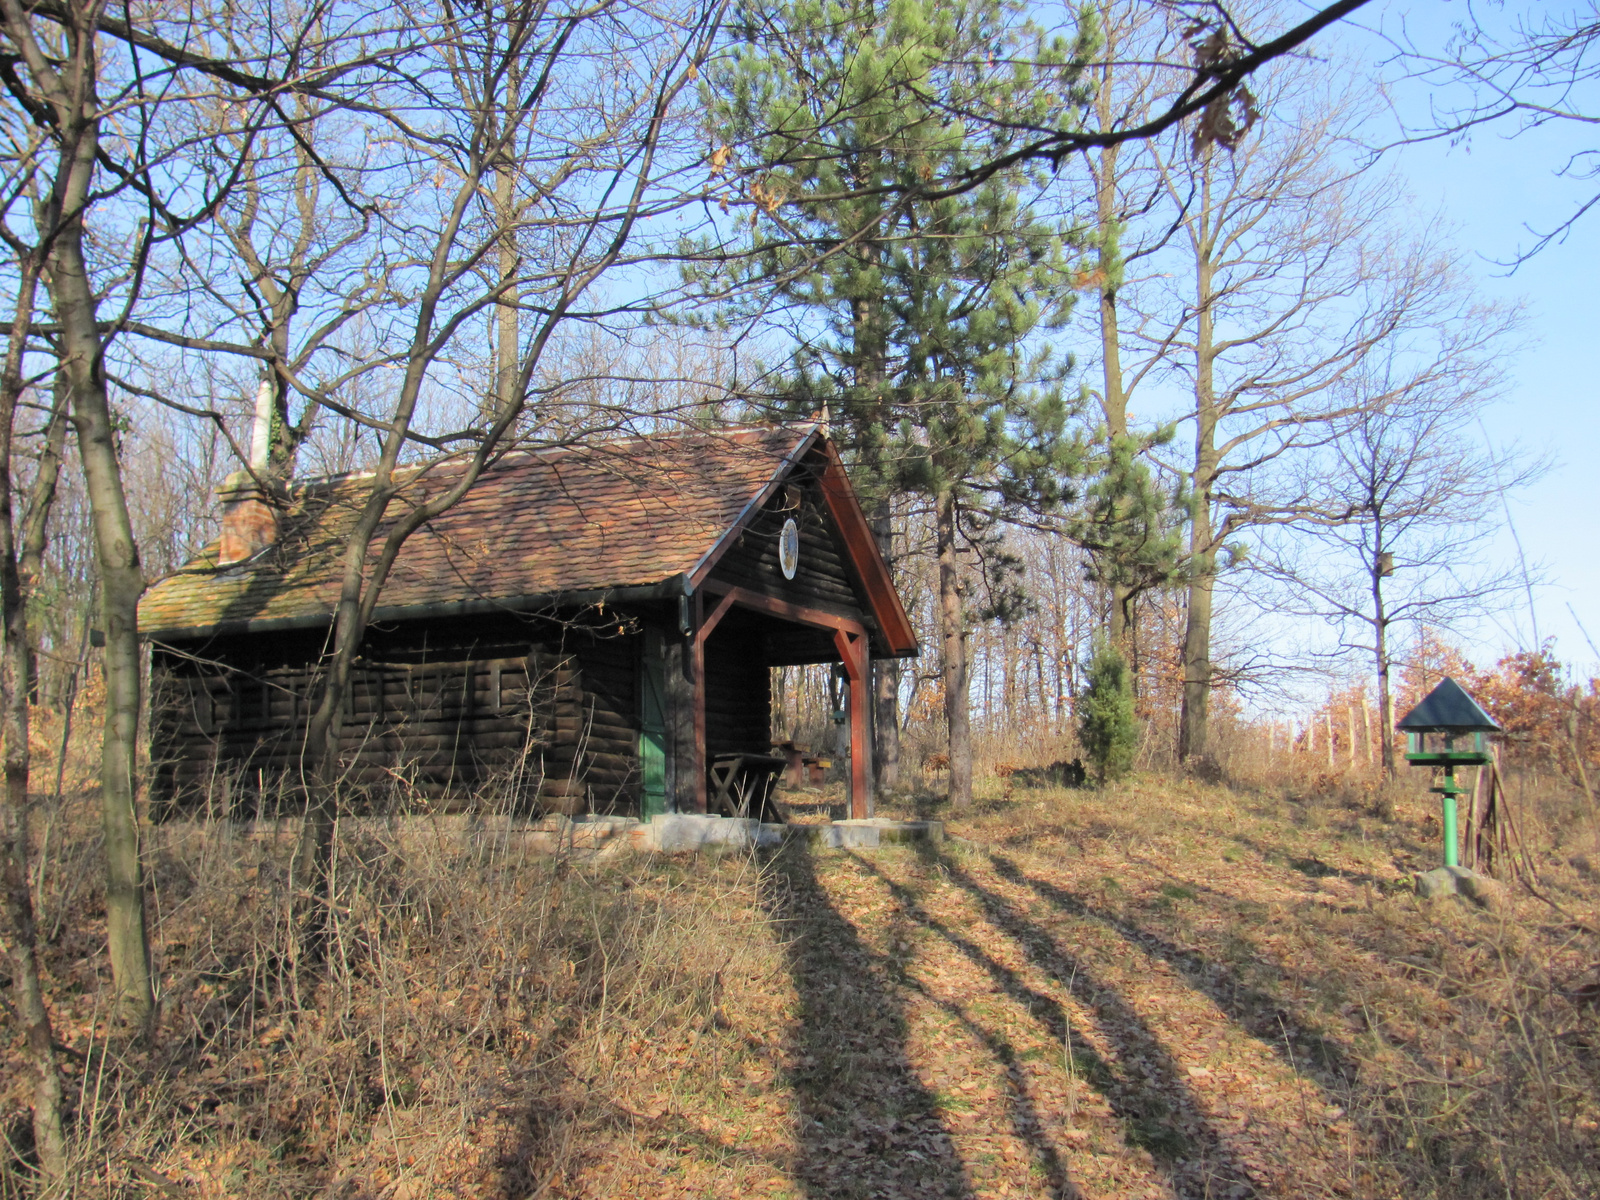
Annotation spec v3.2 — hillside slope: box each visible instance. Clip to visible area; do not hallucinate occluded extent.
[6,777,1597,1198]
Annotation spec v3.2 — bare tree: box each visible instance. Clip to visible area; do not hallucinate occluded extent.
[1137,56,1495,764]
[1252,357,1538,776]
[0,0,191,1026]
[260,0,728,939]
[0,0,730,977]
[0,198,69,1175]
[1396,4,1600,259]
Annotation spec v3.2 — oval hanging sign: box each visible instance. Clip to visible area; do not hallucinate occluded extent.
[779,517,799,580]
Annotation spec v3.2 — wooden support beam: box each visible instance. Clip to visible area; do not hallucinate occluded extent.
[833,627,869,819]
[700,580,867,637]
[684,588,740,816]
[699,588,738,642]
[691,589,707,813]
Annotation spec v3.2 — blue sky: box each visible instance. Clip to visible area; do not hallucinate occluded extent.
[1332,2,1600,674]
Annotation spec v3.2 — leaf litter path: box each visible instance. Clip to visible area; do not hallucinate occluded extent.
[764,841,1389,1200]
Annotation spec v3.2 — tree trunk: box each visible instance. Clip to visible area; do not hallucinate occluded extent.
[1179,154,1219,766]
[495,158,520,420]
[291,520,377,956]
[1375,587,1396,779]
[13,2,156,1026]
[1178,434,1218,764]
[869,499,900,792]
[1178,549,1215,763]
[847,239,899,794]
[52,226,153,1029]
[0,262,68,1176]
[65,317,153,1028]
[936,489,971,807]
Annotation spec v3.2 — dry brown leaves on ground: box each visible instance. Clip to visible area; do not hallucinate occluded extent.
[5,777,1598,1198]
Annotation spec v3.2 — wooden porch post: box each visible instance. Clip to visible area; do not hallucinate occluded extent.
[689,588,738,815]
[691,589,707,813]
[834,628,870,819]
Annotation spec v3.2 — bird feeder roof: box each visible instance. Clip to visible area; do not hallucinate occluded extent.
[1396,677,1500,733]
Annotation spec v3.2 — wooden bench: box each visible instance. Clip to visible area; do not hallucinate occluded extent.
[772,740,830,788]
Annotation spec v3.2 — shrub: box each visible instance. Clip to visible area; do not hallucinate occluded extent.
[1078,637,1139,783]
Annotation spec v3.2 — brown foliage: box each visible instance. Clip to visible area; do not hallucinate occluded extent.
[1405,631,1599,785]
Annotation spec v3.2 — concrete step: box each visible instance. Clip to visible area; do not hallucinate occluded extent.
[640,813,942,852]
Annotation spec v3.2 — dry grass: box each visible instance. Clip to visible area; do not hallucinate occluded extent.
[882,766,1600,1199]
[5,802,792,1197]
[5,739,1598,1198]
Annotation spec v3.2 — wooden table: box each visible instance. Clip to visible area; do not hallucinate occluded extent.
[709,752,788,819]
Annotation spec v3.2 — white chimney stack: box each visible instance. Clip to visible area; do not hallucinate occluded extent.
[217,374,281,566]
[249,375,273,471]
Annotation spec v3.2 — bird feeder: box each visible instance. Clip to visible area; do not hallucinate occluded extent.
[1396,677,1499,869]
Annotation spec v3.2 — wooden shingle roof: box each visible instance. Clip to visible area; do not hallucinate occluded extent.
[140,425,821,640]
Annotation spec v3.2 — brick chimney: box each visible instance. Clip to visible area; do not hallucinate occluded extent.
[216,471,278,565]
[217,376,281,566]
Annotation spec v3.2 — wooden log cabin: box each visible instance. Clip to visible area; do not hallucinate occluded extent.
[138,425,918,820]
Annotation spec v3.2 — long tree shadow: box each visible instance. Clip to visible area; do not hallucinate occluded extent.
[851,854,1089,1197]
[1218,833,1398,893]
[848,854,1117,1197]
[906,845,1283,1198]
[995,849,1516,1192]
[990,852,1360,1086]
[764,842,974,1199]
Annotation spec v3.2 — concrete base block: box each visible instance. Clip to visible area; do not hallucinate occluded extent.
[1415,865,1505,910]
[848,818,944,845]
[785,818,943,850]
[644,813,785,851]
[1415,867,1457,899]
[642,814,945,853]
[792,822,880,849]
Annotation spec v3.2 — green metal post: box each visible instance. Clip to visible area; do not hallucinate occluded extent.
[1440,766,1459,868]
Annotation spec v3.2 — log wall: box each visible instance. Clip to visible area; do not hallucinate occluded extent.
[707,461,868,627]
[150,612,646,818]
[704,622,772,761]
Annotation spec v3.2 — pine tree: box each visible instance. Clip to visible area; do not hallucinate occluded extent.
[1077,636,1139,784]
[707,0,1094,805]
[1070,428,1185,655]
[887,164,1085,807]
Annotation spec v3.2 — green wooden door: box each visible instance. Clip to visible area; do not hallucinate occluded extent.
[639,628,668,818]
